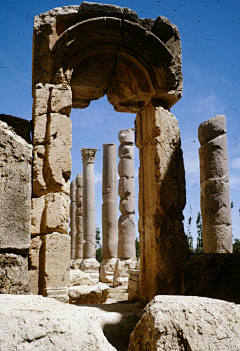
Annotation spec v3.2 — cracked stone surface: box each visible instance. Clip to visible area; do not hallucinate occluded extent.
[127,295,240,351]
[0,120,32,253]
[0,254,30,294]
[0,294,116,351]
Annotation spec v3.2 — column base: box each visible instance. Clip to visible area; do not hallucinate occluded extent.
[70,259,82,269]
[43,287,69,303]
[80,258,100,283]
[99,258,118,284]
[113,258,137,287]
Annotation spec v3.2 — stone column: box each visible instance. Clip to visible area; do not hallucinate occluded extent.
[100,144,118,283]
[31,83,72,302]
[198,115,232,253]
[80,148,100,282]
[75,173,84,267]
[70,180,77,260]
[113,129,137,287]
[135,104,189,306]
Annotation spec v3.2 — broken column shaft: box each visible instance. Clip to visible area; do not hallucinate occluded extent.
[198,115,232,253]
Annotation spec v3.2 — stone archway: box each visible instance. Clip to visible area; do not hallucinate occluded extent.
[30,2,189,305]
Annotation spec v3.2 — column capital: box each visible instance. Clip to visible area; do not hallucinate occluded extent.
[81,148,97,164]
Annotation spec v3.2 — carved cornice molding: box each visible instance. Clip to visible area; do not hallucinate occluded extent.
[81,148,97,164]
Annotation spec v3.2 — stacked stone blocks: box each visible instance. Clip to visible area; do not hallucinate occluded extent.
[198,115,232,253]
[30,83,72,301]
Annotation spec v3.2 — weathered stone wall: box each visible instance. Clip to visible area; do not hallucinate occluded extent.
[198,115,232,253]
[0,118,32,294]
[30,83,72,300]
[135,104,189,305]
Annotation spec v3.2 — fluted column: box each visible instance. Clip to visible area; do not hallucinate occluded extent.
[198,115,232,253]
[80,148,100,281]
[100,144,118,283]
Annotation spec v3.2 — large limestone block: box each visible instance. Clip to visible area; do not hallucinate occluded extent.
[136,104,188,305]
[32,144,47,196]
[0,121,32,252]
[119,128,134,144]
[199,134,229,181]
[68,283,109,304]
[33,83,51,117]
[198,114,226,145]
[31,196,45,235]
[0,253,30,294]
[118,144,134,159]
[118,177,135,198]
[119,196,135,215]
[51,84,72,117]
[29,235,42,295]
[118,215,136,259]
[127,295,240,351]
[118,159,134,178]
[45,113,72,193]
[44,192,69,234]
[69,269,96,286]
[0,295,116,351]
[33,113,47,145]
[40,233,70,295]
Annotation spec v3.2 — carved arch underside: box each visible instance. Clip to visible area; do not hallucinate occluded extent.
[33,3,183,112]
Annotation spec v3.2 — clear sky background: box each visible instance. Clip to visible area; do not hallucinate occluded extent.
[0,0,240,246]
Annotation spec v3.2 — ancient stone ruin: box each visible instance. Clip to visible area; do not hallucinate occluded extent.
[198,115,232,253]
[29,1,188,305]
[0,3,239,329]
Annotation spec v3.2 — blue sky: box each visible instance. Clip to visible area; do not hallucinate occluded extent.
[0,0,240,245]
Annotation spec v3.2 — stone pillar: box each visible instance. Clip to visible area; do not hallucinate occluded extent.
[100,144,118,283]
[70,180,77,260]
[135,104,189,306]
[198,115,232,253]
[113,129,137,287]
[75,173,84,267]
[80,148,100,282]
[31,83,72,302]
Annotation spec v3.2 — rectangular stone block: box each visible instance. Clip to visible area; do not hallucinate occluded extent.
[33,114,47,145]
[45,192,69,234]
[0,121,32,252]
[32,145,47,197]
[40,233,70,294]
[31,196,45,235]
[51,85,72,117]
[45,113,72,194]
[33,84,51,117]
[0,253,30,294]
